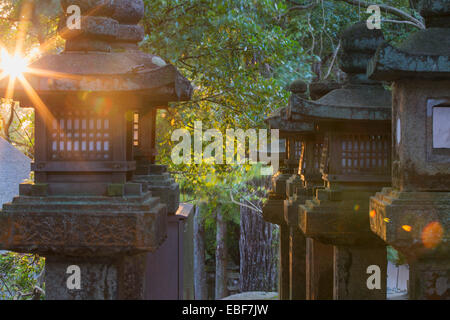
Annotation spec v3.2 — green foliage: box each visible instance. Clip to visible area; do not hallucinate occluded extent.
[0,252,45,300]
[387,245,407,266]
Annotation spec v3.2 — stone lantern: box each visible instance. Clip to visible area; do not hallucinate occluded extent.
[282,111,320,300]
[296,23,392,300]
[286,82,338,300]
[368,0,449,300]
[263,84,308,299]
[0,0,191,300]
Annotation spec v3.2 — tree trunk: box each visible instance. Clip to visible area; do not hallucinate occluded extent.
[239,205,278,292]
[215,207,228,299]
[193,203,207,300]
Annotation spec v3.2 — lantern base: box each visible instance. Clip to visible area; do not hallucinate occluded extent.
[370,188,450,299]
[299,187,387,300]
[0,192,167,256]
[45,253,148,300]
[299,188,383,246]
[370,187,449,259]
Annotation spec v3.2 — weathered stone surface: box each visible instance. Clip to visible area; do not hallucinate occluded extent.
[369,1,450,81]
[299,190,386,246]
[370,188,449,259]
[279,223,290,300]
[289,79,308,97]
[390,80,450,191]
[65,38,112,52]
[262,192,285,225]
[289,228,306,300]
[340,22,384,54]
[116,24,145,43]
[309,81,341,100]
[60,16,119,40]
[111,0,144,24]
[289,85,391,122]
[265,107,313,134]
[368,41,450,81]
[60,0,116,17]
[306,238,333,300]
[45,253,147,300]
[134,165,180,214]
[0,193,167,256]
[409,258,450,299]
[0,0,193,105]
[60,0,144,24]
[334,245,387,300]
[285,174,303,199]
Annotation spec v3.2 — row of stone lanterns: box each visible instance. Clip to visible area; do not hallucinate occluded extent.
[263,81,336,299]
[0,0,192,300]
[264,0,448,300]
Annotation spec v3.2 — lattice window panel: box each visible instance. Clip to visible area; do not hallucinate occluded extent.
[293,139,303,161]
[49,110,112,161]
[313,142,323,170]
[300,141,323,175]
[339,134,389,175]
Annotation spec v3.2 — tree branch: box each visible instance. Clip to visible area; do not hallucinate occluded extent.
[333,0,425,29]
[229,191,263,215]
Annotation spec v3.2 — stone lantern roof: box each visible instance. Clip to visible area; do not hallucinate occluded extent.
[0,0,192,105]
[266,79,314,134]
[265,107,314,134]
[368,0,450,81]
[288,22,391,122]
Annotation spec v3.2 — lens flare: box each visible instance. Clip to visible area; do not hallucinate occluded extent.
[402,225,412,232]
[0,49,28,79]
[421,221,443,249]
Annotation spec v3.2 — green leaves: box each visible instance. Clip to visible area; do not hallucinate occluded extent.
[0,252,45,300]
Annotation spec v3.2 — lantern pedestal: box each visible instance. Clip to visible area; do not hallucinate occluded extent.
[262,170,294,300]
[45,253,148,300]
[370,188,450,299]
[306,238,334,300]
[299,188,387,299]
[0,191,167,299]
[283,195,306,300]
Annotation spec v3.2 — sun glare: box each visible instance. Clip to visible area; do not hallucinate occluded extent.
[0,49,29,79]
